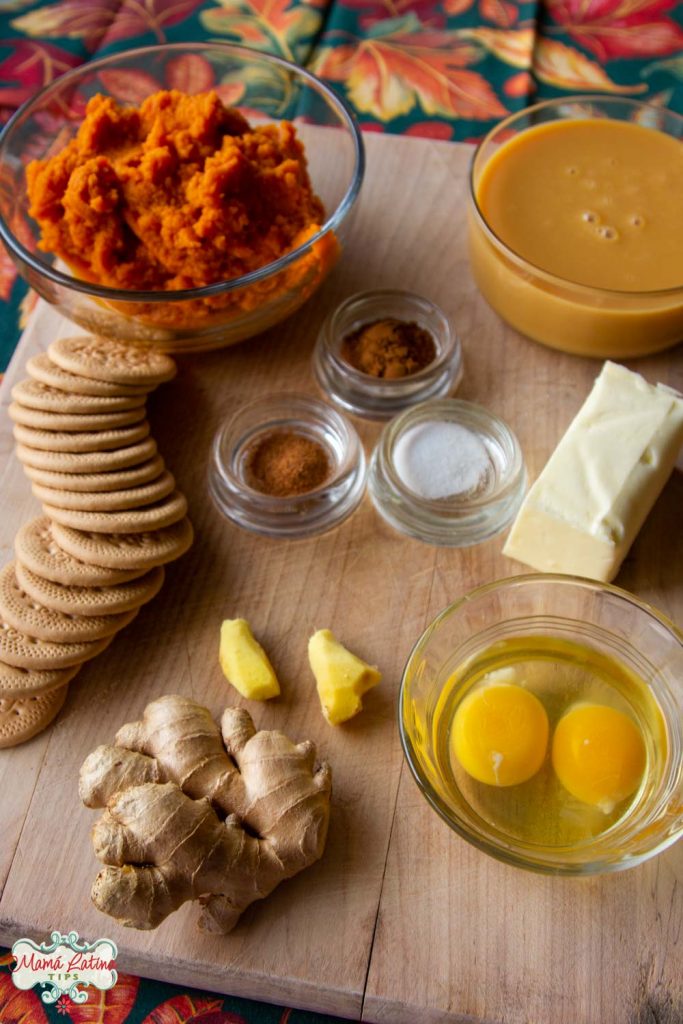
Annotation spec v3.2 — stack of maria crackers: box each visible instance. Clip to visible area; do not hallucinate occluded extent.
[1,336,194,748]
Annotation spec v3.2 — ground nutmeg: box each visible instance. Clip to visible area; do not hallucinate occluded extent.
[245,430,331,497]
[341,318,436,379]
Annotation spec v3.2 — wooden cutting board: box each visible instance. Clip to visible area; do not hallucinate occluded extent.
[0,133,681,1024]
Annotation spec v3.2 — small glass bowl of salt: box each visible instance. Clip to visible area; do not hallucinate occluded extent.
[368,398,526,546]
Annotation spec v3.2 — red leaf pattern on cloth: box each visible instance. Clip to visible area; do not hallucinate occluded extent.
[101,0,204,43]
[405,120,454,137]
[0,40,82,112]
[0,245,17,301]
[546,0,683,60]
[214,81,248,105]
[12,0,122,49]
[444,0,475,13]
[165,53,215,91]
[314,30,507,120]
[199,0,321,61]
[98,68,161,102]
[0,974,49,1024]
[534,36,648,89]
[334,0,448,30]
[480,0,518,26]
[12,0,204,50]
[141,995,224,1024]
[67,973,140,1024]
[456,27,534,68]
[503,68,534,95]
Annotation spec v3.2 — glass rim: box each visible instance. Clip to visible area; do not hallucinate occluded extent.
[211,390,363,505]
[468,94,683,299]
[378,398,526,513]
[0,41,365,304]
[322,289,458,387]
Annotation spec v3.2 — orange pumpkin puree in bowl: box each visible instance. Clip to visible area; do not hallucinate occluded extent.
[26,90,335,329]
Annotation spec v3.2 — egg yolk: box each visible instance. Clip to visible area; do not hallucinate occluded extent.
[552,703,646,813]
[451,683,549,786]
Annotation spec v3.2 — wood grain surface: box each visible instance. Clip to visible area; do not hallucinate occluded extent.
[0,133,681,1024]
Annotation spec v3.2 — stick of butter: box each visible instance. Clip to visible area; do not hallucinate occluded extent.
[503,361,683,582]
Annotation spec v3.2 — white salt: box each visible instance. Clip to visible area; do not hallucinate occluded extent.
[393,420,490,500]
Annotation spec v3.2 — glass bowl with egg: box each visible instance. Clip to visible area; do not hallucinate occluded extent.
[468,96,683,358]
[400,575,683,875]
[0,43,364,353]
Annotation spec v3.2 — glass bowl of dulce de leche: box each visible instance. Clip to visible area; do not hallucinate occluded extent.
[0,43,364,353]
[468,96,683,358]
[400,575,683,876]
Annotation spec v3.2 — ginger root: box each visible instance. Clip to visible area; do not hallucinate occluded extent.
[79,695,331,932]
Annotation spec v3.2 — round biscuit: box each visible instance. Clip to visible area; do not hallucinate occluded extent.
[13,377,147,414]
[15,563,164,618]
[16,436,158,474]
[51,516,194,570]
[15,517,148,586]
[43,491,188,534]
[49,336,176,386]
[31,470,175,512]
[27,352,152,397]
[9,401,146,432]
[22,456,165,492]
[0,613,113,669]
[0,687,69,749]
[13,420,150,453]
[0,563,137,643]
[0,659,79,699]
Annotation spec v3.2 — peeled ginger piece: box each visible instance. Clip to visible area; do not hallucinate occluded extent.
[308,629,381,725]
[219,618,280,700]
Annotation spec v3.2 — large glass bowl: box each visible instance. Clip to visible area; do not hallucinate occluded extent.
[0,43,364,353]
[468,96,683,359]
[400,575,683,875]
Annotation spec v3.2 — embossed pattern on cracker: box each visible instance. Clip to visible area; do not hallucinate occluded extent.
[23,456,165,492]
[16,517,148,586]
[13,377,147,413]
[0,660,79,699]
[9,401,147,432]
[52,517,194,570]
[0,563,137,643]
[44,490,188,534]
[16,436,158,473]
[27,352,153,397]
[13,420,151,453]
[0,688,69,749]
[0,613,114,669]
[15,564,165,618]
[49,336,177,386]
[6,335,192,745]
[31,470,176,512]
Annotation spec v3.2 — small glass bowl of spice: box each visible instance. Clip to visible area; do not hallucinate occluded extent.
[313,290,463,419]
[368,398,526,546]
[209,393,366,538]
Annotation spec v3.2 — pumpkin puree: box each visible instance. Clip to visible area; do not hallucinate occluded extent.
[26,90,333,327]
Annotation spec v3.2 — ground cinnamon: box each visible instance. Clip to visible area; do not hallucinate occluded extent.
[245,431,331,497]
[341,318,436,379]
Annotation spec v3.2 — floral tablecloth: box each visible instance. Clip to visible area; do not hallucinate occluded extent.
[0,950,347,1024]
[1,2,682,1021]
[1,0,682,370]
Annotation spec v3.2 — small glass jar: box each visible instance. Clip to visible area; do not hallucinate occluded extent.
[313,289,462,419]
[209,393,366,538]
[368,399,526,546]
